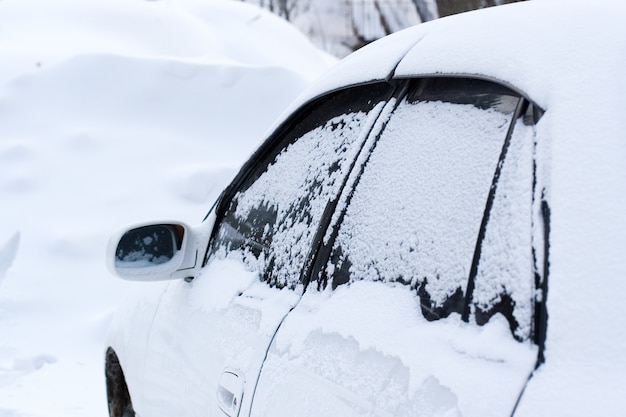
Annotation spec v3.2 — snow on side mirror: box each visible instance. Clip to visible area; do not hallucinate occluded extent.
[106,222,197,281]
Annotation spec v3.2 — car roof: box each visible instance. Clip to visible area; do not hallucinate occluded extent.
[272,0,624,118]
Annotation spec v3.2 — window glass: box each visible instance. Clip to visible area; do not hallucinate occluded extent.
[473,118,535,340]
[325,78,522,321]
[208,83,394,289]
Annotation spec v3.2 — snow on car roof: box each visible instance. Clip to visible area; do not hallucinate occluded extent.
[394,0,625,107]
[274,0,625,125]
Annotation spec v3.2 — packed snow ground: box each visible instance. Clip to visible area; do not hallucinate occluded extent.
[0,0,335,415]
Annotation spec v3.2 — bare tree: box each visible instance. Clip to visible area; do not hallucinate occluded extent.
[412,0,438,21]
[436,0,522,17]
[243,0,311,21]
[240,0,524,56]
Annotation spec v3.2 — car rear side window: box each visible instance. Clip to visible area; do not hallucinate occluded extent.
[472,116,536,340]
[322,78,534,338]
[207,83,395,289]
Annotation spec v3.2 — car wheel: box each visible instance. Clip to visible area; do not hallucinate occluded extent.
[105,348,134,417]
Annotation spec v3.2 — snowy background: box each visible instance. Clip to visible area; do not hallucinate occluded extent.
[0,0,336,415]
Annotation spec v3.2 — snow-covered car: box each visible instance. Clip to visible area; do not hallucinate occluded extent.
[104,1,626,416]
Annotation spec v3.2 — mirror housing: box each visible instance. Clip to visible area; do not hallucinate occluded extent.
[107,221,200,281]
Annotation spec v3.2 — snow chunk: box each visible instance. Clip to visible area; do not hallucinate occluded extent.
[0,233,20,287]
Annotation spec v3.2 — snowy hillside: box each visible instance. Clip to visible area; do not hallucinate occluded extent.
[0,0,336,415]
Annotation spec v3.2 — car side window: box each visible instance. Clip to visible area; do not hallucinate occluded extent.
[206,83,395,289]
[472,115,536,341]
[321,78,534,337]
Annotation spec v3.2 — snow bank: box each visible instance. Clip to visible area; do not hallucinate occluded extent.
[0,0,334,415]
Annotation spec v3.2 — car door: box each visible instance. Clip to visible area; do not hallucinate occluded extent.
[138,82,398,417]
[250,78,546,417]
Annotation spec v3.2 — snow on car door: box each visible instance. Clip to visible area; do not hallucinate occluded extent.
[250,78,541,417]
[138,83,396,417]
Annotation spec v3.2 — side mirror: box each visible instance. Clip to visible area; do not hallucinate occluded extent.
[107,222,196,281]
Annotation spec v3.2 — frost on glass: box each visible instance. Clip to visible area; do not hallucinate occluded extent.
[473,119,535,341]
[211,101,386,289]
[115,225,177,268]
[328,97,514,319]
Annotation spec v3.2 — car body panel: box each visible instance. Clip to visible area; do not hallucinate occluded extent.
[251,282,538,417]
[106,279,170,411]
[140,263,299,417]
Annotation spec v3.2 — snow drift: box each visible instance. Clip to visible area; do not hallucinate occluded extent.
[0,0,335,416]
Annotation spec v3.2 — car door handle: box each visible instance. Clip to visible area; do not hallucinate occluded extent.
[217,370,245,417]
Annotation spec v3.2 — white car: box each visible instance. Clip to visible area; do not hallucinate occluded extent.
[105,1,626,416]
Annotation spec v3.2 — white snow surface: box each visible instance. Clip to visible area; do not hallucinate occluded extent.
[0,0,335,415]
[2,0,625,416]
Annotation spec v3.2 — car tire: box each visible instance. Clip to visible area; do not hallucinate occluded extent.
[105,348,134,417]
[121,404,135,417]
